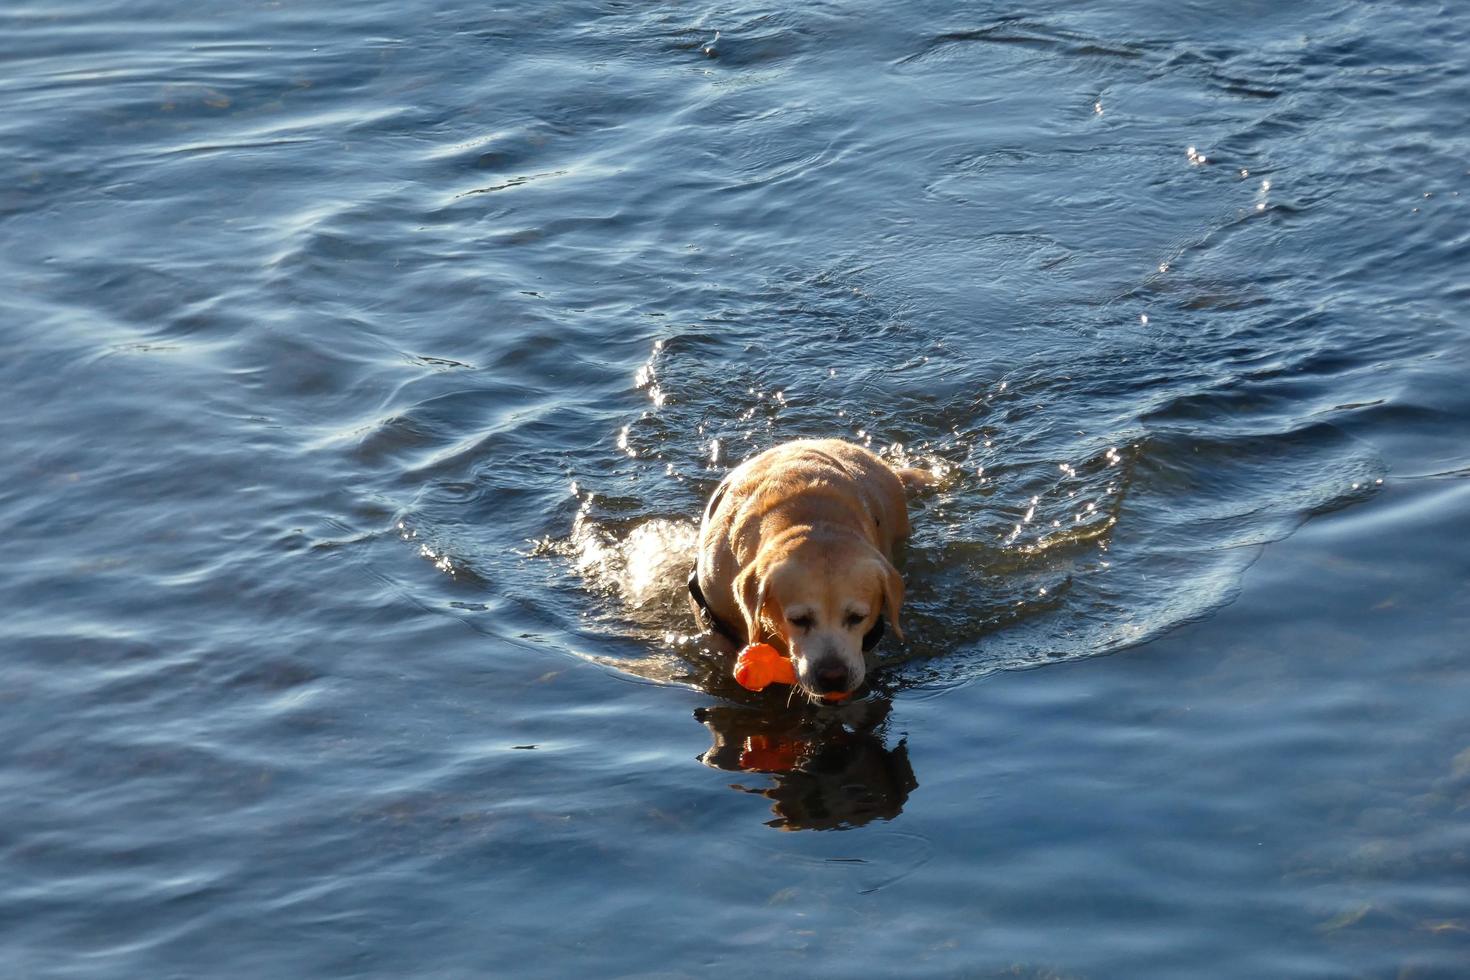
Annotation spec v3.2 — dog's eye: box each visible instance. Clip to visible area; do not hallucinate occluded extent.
[789,614,814,630]
[844,612,865,628]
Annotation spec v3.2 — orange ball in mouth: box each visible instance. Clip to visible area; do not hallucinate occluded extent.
[733,643,854,702]
[732,643,795,691]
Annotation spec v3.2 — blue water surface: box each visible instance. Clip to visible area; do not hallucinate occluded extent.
[3,0,1469,976]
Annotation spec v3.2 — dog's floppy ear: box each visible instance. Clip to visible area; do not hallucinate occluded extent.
[733,564,770,645]
[877,558,905,643]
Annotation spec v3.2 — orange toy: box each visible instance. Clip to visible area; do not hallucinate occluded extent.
[733,643,796,691]
[733,643,850,702]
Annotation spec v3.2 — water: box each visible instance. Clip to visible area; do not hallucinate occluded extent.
[3,0,1469,975]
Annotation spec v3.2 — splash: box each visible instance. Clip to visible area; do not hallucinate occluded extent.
[548,506,700,630]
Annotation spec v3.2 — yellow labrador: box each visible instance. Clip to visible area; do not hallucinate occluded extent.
[691,439,920,700]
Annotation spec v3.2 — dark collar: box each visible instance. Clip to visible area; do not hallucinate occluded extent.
[688,569,886,652]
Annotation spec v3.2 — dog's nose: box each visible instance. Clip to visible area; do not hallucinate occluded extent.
[813,659,850,693]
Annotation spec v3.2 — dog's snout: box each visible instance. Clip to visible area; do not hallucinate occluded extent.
[813,659,850,693]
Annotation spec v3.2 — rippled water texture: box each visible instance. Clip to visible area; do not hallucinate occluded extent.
[4,0,1469,976]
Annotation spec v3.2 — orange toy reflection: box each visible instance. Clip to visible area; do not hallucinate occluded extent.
[695,698,919,831]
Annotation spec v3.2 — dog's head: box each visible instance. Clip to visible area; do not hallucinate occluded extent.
[734,530,904,700]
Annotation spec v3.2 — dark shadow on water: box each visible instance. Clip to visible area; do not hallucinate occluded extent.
[694,695,918,831]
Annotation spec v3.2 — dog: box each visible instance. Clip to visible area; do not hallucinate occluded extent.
[691,439,921,701]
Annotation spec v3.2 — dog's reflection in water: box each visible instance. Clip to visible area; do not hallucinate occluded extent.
[694,696,918,831]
